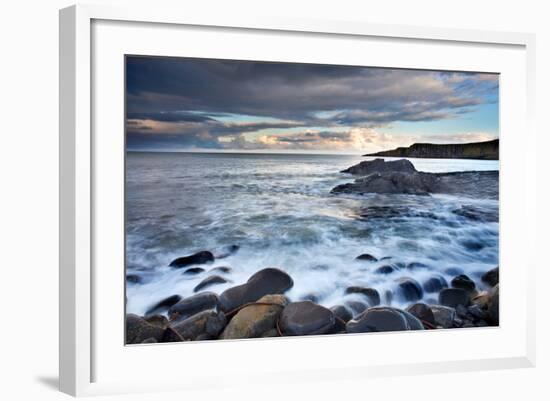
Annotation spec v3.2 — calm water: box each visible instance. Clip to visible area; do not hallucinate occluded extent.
[125,152,499,315]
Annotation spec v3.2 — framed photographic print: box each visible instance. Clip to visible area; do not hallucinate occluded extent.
[59,4,536,397]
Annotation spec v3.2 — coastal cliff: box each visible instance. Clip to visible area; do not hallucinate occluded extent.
[365,139,499,160]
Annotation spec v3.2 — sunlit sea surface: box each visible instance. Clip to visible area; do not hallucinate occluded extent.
[126,152,499,315]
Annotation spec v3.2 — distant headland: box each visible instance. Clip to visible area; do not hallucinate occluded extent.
[365,139,499,160]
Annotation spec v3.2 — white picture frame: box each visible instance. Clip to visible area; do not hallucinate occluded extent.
[59,4,536,397]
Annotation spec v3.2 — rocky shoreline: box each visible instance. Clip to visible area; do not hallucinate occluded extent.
[126,249,499,344]
[126,157,499,344]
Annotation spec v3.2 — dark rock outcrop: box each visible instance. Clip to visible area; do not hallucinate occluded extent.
[422,275,448,293]
[330,305,353,323]
[430,305,456,328]
[193,275,228,292]
[375,265,396,275]
[396,277,423,302]
[126,314,166,344]
[355,253,378,262]
[341,158,416,175]
[183,267,205,275]
[364,139,499,160]
[169,251,214,268]
[451,274,476,294]
[346,307,424,333]
[280,301,336,336]
[168,292,220,321]
[219,268,293,312]
[406,303,436,326]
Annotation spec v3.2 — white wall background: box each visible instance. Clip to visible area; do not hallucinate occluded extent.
[0,0,547,399]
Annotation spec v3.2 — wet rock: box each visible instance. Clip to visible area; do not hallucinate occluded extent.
[300,293,320,303]
[210,266,232,274]
[341,158,417,175]
[332,171,441,195]
[379,256,392,261]
[171,310,227,340]
[451,274,476,293]
[126,274,142,284]
[330,305,353,323]
[452,205,499,223]
[215,245,240,259]
[169,251,214,268]
[145,294,182,316]
[219,268,293,312]
[126,314,165,344]
[422,275,448,293]
[183,267,205,275]
[439,288,470,308]
[141,337,157,344]
[144,314,169,329]
[467,304,487,321]
[396,278,423,302]
[345,286,380,306]
[280,301,336,336]
[430,305,456,328]
[355,253,378,262]
[471,291,490,309]
[168,292,220,321]
[481,267,499,287]
[162,326,184,342]
[375,265,396,275]
[487,284,499,324]
[406,303,436,326]
[346,307,424,333]
[407,262,429,270]
[220,294,288,339]
[346,301,368,316]
[193,275,228,292]
[261,329,279,337]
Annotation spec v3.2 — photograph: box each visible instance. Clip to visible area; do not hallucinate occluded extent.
[124,55,500,344]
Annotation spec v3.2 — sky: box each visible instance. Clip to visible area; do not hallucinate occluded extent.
[126,56,499,154]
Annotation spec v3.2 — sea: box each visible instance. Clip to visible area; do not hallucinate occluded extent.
[125,152,499,315]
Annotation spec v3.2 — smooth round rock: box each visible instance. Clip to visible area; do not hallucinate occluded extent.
[219,268,293,312]
[346,307,424,333]
[183,267,205,275]
[406,303,436,326]
[481,267,499,287]
[330,305,353,323]
[168,292,220,321]
[487,284,499,324]
[407,262,429,270]
[439,288,470,308]
[451,274,476,293]
[430,305,456,328]
[210,266,232,274]
[193,275,228,292]
[375,265,396,275]
[396,277,423,302]
[356,253,378,262]
[345,286,380,306]
[422,275,448,293]
[126,314,165,344]
[280,301,336,336]
[169,250,214,268]
[170,310,226,340]
[145,294,182,316]
[345,300,368,316]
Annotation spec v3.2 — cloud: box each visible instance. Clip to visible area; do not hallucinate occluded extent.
[126,56,499,151]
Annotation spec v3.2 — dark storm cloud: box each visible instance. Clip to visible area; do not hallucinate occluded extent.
[126,56,498,150]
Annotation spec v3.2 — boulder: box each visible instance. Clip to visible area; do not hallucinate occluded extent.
[487,284,499,324]
[193,275,228,292]
[331,171,441,195]
[345,300,368,316]
[471,291,490,309]
[450,274,476,293]
[169,251,214,268]
[220,294,288,339]
[341,158,416,175]
[141,337,157,344]
[481,267,499,287]
[162,327,184,342]
[183,267,205,275]
[346,307,424,333]
[280,301,336,336]
[330,305,353,323]
[396,277,423,302]
[430,305,456,328]
[406,262,429,270]
[215,245,240,259]
[439,288,470,308]
[345,286,380,306]
[171,310,227,340]
[355,253,378,262]
[126,274,142,284]
[210,266,232,274]
[145,294,182,316]
[126,314,165,344]
[219,268,293,312]
[168,292,220,321]
[422,275,448,293]
[406,303,436,326]
[260,329,279,338]
[144,314,169,329]
[375,265,396,275]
